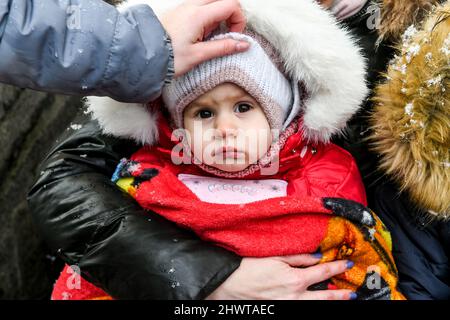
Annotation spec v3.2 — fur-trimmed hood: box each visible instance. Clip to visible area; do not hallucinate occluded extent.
[88,0,368,145]
[370,1,449,220]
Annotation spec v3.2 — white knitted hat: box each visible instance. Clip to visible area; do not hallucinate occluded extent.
[162,32,300,131]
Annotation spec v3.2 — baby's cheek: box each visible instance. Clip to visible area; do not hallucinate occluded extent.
[245,135,270,165]
[200,139,217,165]
[185,134,202,161]
[185,127,206,159]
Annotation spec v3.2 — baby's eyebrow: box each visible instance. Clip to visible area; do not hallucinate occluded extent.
[226,91,254,100]
[215,94,256,104]
[187,102,210,110]
[192,92,256,106]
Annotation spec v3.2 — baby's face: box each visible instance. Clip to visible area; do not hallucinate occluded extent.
[183,83,272,172]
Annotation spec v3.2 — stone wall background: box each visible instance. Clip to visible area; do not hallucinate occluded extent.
[0,0,122,300]
[0,85,81,299]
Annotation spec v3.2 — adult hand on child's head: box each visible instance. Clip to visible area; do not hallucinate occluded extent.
[331,0,368,20]
[160,0,250,78]
[205,254,356,300]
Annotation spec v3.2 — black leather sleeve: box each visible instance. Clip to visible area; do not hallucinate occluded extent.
[27,113,241,300]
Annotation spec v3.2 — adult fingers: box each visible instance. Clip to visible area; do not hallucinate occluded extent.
[191,38,250,64]
[301,289,355,300]
[296,260,352,289]
[201,0,246,33]
[274,253,323,267]
[203,21,221,39]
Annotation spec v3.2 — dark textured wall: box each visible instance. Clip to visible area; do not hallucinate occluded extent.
[0,85,81,299]
[0,0,123,300]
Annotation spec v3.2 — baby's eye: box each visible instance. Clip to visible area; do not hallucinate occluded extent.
[196,109,213,119]
[234,103,253,113]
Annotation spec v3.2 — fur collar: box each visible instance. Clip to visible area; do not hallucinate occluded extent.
[379,0,441,41]
[370,1,450,220]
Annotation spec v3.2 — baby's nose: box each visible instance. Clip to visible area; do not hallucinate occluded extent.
[214,127,238,140]
[214,116,238,139]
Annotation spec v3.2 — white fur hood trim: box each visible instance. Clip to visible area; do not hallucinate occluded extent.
[87,0,368,145]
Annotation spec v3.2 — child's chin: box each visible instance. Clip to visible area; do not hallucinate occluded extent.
[210,163,251,173]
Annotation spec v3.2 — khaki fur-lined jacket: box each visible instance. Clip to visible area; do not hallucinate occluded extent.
[369,1,449,299]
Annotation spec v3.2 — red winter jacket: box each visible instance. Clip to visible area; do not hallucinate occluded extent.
[118,116,368,256]
[52,116,404,300]
[133,116,367,207]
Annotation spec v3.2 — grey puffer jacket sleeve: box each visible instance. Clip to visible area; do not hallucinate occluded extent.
[0,0,173,103]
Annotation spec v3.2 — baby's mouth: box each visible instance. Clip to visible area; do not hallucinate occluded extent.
[214,146,245,159]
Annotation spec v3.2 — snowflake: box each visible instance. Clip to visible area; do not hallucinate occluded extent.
[70,124,82,130]
[61,292,71,300]
[389,54,400,65]
[127,163,141,173]
[427,75,443,87]
[393,64,407,74]
[425,52,433,62]
[361,211,374,226]
[402,25,418,43]
[368,228,376,241]
[441,35,450,55]
[405,44,421,63]
[401,87,407,94]
[405,103,414,117]
[401,64,408,74]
